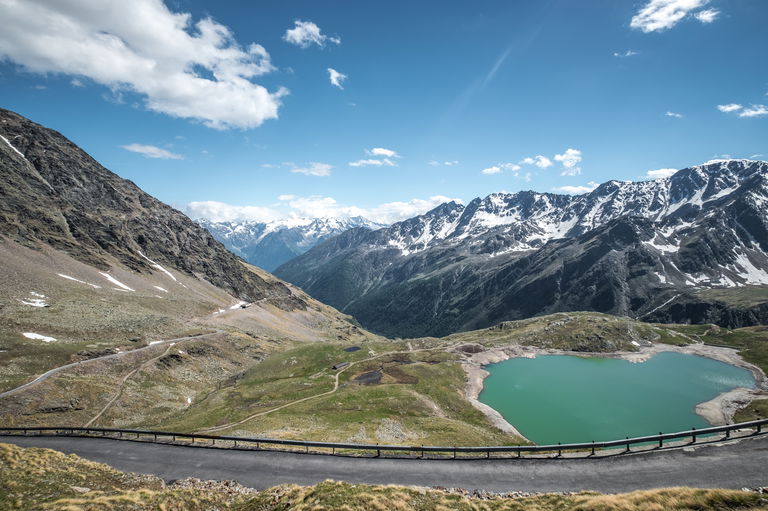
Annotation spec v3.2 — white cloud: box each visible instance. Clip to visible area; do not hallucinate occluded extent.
[121,143,183,160]
[188,195,462,225]
[520,155,553,168]
[348,147,400,167]
[283,20,340,48]
[370,147,400,158]
[553,182,599,194]
[717,103,743,112]
[429,160,459,166]
[185,201,282,222]
[277,194,296,201]
[613,50,639,58]
[0,0,285,130]
[646,168,678,179]
[694,8,719,23]
[289,162,333,177]
[665,111,683,118]
[740,105,768,118]
[328,68,347,89]
[70,78,84,87]
[630,0,710,33]
[481,162,523,176]
[349,158,397,167]
[554,148,582,176]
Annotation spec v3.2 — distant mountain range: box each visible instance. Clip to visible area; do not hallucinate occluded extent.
[276,159,768,337]
[197,217,384,271]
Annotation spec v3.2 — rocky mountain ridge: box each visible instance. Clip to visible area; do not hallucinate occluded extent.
[0,108,301,308]
[276,159,768,336]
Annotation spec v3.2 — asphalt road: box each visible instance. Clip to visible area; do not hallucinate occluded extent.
[3,434,767,492]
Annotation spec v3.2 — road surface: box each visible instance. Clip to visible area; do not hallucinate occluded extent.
[2,434,767,492]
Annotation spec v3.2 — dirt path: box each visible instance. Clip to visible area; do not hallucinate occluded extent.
[83,335,218,427]
[0,330,223,401]
[197,342,460,434]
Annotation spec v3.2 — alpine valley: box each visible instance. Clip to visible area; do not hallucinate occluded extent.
[275,159,768,338]
[197,217,384,272]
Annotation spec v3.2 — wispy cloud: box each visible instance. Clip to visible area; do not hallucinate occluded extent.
[740,105,768,118]
[481,165,502,175]
[186,195,462,224]
[480,162,523,176]
[121,143,183,160]
[717,103,743,112]
[613,50,639,58]
[370,147,400,158]
[349,158,396,167]
[694,8,719,23]
[553,182,598,194]
[646,168,678,179]
[429,160,459,167]
[630,0,711,33]
[289,162,333,176]
[554,148,582,176]
[185,201,282,222]
[283,20,340,48]
[328,68,347,89]
[665,111,683,118]
[717,103,768,117]
[0,0,285,129]
[349,147,400,167]
[520,155,553,169]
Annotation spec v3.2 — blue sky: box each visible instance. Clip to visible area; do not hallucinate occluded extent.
[0,0,766,223]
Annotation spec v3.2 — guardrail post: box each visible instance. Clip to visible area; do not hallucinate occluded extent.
[234,440,238,448]
[757,423,762,434]
[153,433,157,442]
[591,441,595,456]
[725,427,730,439]
[557,442,561,457]
[486,450,490,459]
[625,437,630,453]
[658,432,663,449]
[453,447,456,459]
[691,427,696,444]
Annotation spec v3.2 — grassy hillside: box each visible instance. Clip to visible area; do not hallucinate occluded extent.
[2,442,766,511]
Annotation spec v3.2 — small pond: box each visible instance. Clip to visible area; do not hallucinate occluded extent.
[478,352,756,445]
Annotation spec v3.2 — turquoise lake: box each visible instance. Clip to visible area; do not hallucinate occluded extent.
[478,352,756,445]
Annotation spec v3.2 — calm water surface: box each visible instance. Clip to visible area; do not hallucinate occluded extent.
[478,352,755,445]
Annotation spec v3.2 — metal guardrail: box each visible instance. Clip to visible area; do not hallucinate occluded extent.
[1,419,766,459]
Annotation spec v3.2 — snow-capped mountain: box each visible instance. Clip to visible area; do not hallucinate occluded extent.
[198,216,385,271]
[276,160,768,337]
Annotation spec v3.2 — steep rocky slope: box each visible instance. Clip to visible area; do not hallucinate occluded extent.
[0,108,298,307]
[276,160,768,337]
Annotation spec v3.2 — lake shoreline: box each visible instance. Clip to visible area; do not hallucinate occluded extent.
[460,342,768,443]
